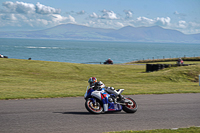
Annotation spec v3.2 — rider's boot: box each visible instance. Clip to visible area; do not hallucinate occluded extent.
[113,98,117,104]
[117,94,125,103]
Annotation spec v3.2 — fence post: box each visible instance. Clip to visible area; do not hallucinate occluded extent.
[199,75,200,86]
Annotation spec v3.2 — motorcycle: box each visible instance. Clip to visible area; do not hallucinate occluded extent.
[84,85,137,114]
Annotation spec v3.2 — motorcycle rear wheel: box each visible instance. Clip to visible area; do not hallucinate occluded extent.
[85,98,103,114]
[122,97,137,113]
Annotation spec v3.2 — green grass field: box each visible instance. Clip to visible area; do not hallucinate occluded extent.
[0,58,200,100]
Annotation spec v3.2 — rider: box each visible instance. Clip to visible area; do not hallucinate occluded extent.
[88,77,123,103]
[105,58,113,64]
[177,58,184,65]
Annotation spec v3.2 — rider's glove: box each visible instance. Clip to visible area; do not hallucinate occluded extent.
[110,87,114,90]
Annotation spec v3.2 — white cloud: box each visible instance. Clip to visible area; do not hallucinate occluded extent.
[116,22,124,27]
[90,12,98,18]
[178,20,187,28]
[1,13,16,20]
[124,10,133,19]
[68,15,76,23]
[135,17,154,25]
[10,13,17,20]
[35,2,60,14]
[35,19,49,25]
[77,10,85,15]
[128,16,171,27]
[51,14,67,22]
[2,1,35,14]
[89,10,118,19]
[0,1,75,30]
[2,1,60,14]
[155,17,171,26]
[101,10,118,19]
[171,21,200,34]
[188,22,200,28]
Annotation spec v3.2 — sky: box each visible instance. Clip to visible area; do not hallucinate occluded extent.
[0,0,200,34]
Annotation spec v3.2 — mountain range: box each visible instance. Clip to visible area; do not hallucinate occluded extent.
[0,23,200,43]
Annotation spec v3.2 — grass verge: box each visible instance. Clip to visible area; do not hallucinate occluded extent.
[0,58,200,100]
[106,126,200,133]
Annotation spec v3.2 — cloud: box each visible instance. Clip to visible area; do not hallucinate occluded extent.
[1,13,16,20]
[51,14,68,22]
[174,11,186,19]
[35,2,61,14]
[89,10,118,19]
[101,10,118,19]
[2,1,35,14]
[168,21,200,34]
[178,20,187,28]
[90,12,98,18]
[124,10,133,19]
[2,1,60,14]
[0,1,75,30]
[77,10,85,15]
[135,17,154,25]
[174,11,186,16]
[174,11,179,15]
[129,16,171,27]
[155,17,171,26]
[68,15,76,23]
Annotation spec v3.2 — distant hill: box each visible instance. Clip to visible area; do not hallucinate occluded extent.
[0,24,199,43]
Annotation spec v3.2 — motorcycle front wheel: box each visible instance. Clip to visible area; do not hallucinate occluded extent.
[122,97,137,113]
[85,98,103,114]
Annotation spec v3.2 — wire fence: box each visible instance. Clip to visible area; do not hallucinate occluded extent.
[132,54,200,62]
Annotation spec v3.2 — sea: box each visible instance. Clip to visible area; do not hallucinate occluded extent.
[0,38,200,64]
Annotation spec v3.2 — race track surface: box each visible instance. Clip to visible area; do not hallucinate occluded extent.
[0,93,200,133]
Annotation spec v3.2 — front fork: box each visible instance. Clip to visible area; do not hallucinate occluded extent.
[90,96,109,112]
[90,98,97,106]
[92,97,109,112]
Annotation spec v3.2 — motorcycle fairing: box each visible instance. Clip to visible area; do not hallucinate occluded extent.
[90,88,109,112]
[108,102,122,111]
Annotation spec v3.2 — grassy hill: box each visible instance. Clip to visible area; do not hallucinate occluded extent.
[0,58,200,100]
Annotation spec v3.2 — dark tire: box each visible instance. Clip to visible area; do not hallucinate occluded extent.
[85,98,103,114]
[122,97,137,113]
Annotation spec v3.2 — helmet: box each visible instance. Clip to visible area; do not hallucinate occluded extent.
[88,77,97,87]
[94,81,105,90]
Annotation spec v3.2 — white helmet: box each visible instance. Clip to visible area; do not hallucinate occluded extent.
[94,81,105,89]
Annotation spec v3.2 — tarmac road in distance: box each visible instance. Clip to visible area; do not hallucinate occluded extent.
[0,93,200,133]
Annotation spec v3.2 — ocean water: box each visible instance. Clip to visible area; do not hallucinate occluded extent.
[0,38,200,64]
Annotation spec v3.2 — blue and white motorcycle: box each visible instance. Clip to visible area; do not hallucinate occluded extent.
[84,82,137,114]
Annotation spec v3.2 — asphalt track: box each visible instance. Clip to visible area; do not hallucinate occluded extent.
[0,93,200,133]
